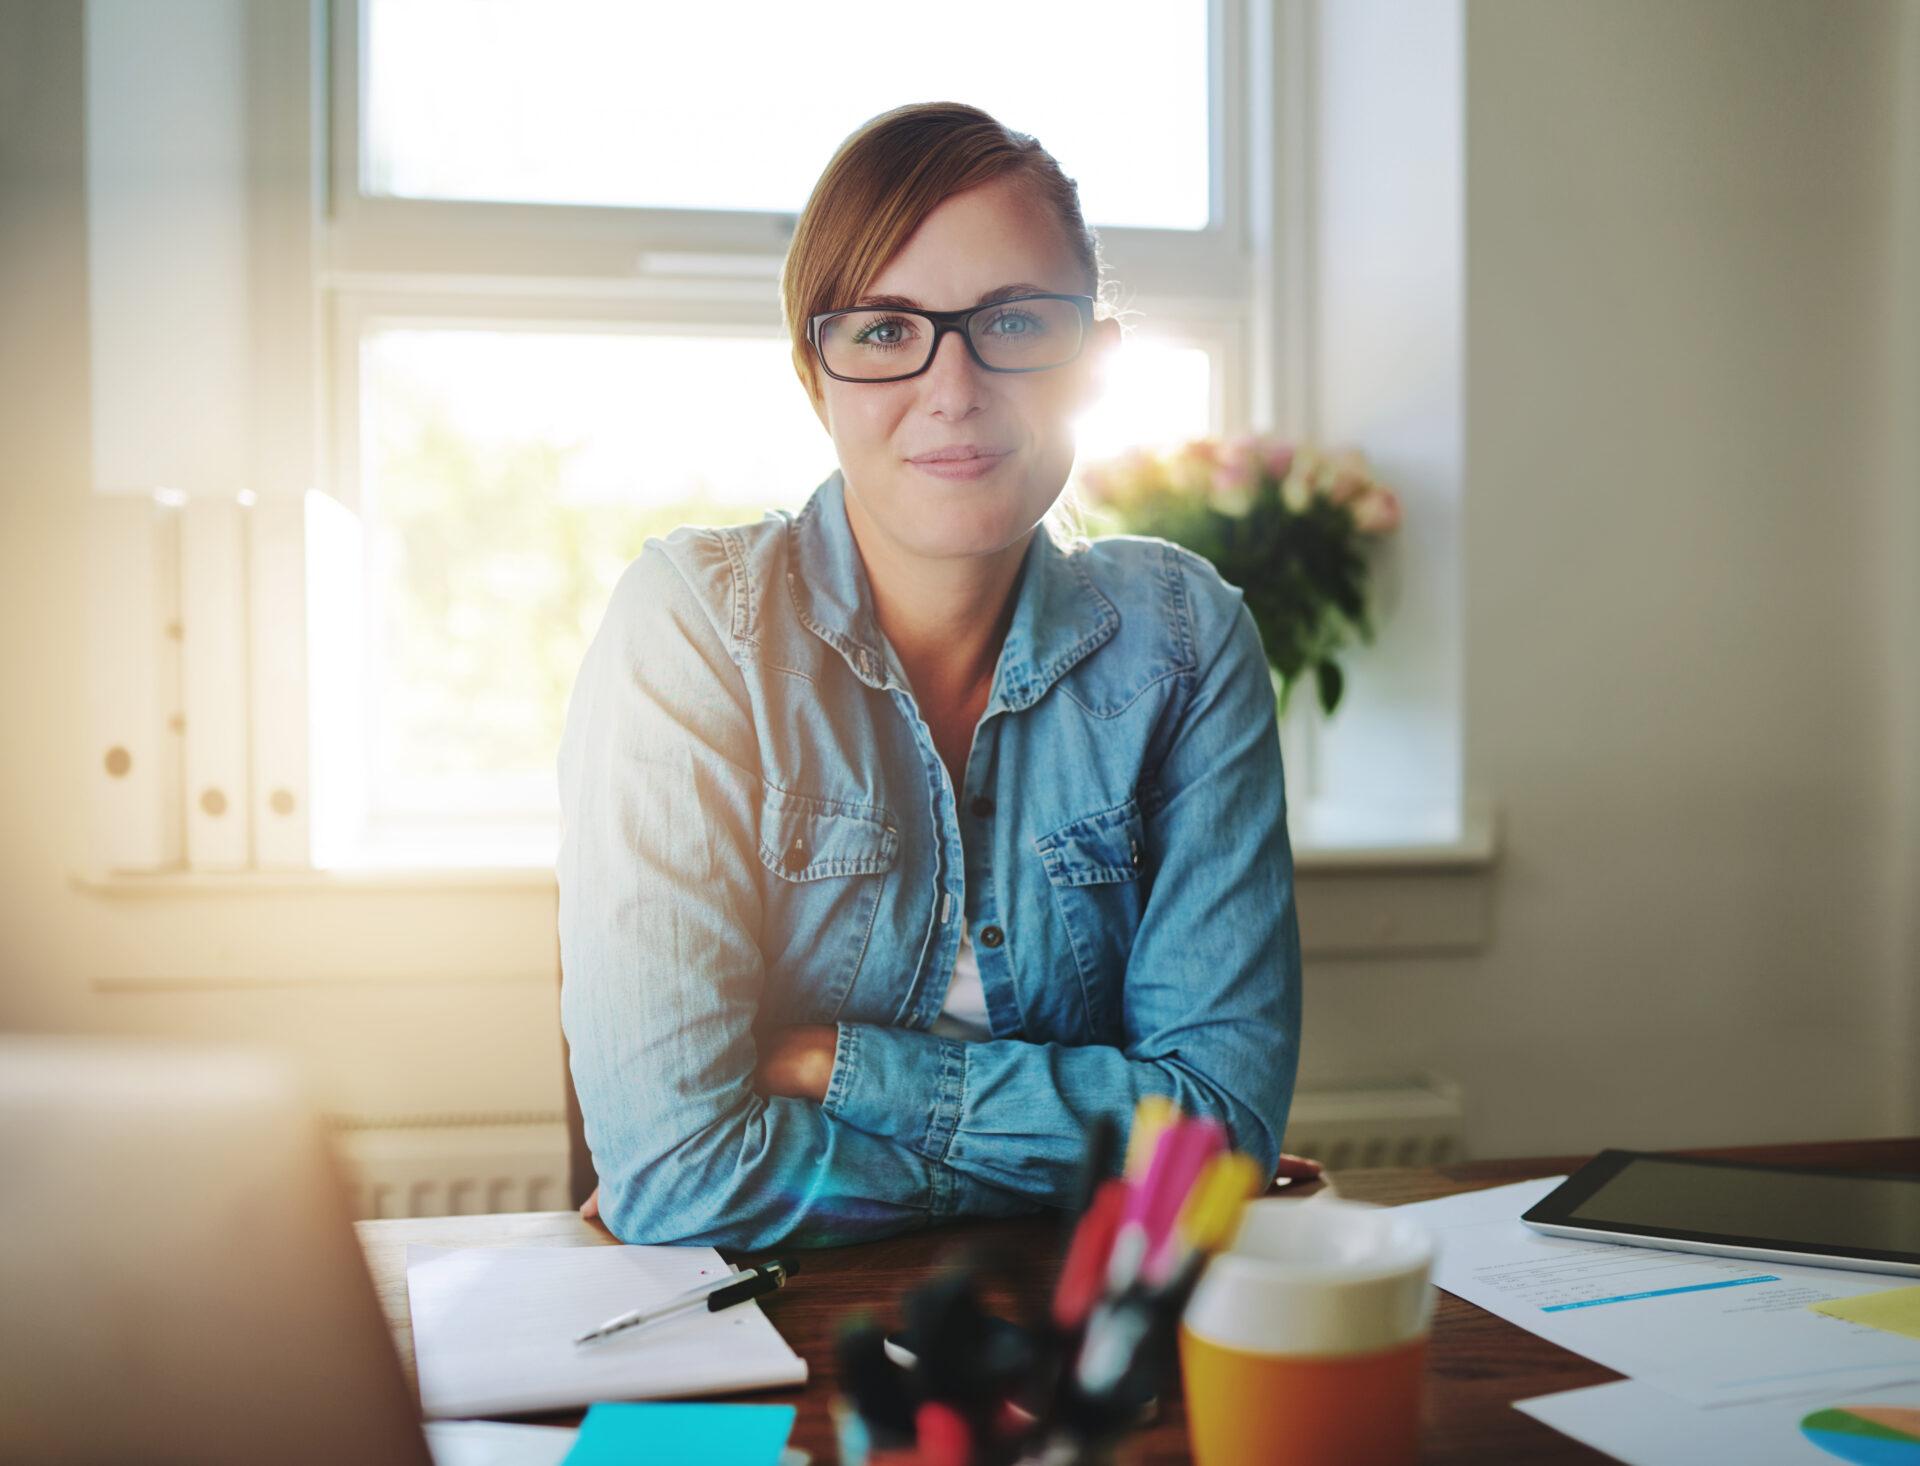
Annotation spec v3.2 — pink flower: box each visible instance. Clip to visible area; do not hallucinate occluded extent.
[1210,435,1264,515]
[1280,448,1322,513]
[1217,433,1261,480]
[1263,439,1297,481]
[1209,475,1257,518]
[1352,485,1402,534]
[1324,449,1371,507]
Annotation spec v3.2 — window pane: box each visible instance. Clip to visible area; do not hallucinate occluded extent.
[366,0,1210,230]
[359,328,829,817]
[358,325,1210,826]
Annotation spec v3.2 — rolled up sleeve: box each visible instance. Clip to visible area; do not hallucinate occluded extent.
[557,540,1034,1249]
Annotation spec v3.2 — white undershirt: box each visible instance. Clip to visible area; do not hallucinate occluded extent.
[930,929,992,1041]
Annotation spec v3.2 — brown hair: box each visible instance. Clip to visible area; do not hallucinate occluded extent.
[781,102,1104,402]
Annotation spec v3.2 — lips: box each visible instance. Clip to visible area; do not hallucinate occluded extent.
[908,445,1010,464]
[905,446,1012,482]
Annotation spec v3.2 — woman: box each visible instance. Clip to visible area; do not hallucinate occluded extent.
[557,102,1304,1250]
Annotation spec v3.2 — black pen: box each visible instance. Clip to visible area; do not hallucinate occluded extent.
[574,1258,795,1345]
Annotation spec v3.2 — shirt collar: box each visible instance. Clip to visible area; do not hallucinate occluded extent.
[785,469,1119,710]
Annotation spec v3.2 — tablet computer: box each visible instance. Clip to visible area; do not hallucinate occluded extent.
[1520,1150,1920,1277]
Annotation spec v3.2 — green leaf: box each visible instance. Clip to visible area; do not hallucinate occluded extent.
[1316,659,1345,716]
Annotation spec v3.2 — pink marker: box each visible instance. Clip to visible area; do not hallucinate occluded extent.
[1140,1118,1227,1283]
[1105,1121,1180,1290]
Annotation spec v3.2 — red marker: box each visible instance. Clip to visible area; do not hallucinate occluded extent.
[1052,1179,1128,1331]
[915,1400,972,1466]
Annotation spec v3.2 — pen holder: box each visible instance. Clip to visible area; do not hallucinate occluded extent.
[831,1395,1135,1466]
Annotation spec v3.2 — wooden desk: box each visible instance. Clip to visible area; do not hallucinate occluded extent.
[357,1136,1918,1463]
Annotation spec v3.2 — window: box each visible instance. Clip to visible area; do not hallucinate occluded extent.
[323,0,1274,865]
[363,0,1211,229]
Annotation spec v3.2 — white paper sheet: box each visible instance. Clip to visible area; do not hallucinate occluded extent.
[1398,1178,1920,1406]
[406,1244,808,1419]
[1515,1377,1920,1465]
[423,1420,578,1466]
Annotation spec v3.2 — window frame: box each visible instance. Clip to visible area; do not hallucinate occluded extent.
[326,0,1254,304]
[319,0,1307,858]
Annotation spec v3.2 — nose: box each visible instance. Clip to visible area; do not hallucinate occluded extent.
[918,326,985,420]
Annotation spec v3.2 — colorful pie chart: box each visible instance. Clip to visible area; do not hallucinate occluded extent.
[1801,1406,1920,1464]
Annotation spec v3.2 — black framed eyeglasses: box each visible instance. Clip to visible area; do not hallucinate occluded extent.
[808,293,1095,383]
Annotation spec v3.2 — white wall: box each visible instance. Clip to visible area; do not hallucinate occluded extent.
[86,0,251,497]
[1309,0,1466,847]
[2,0,1914,1155]
[1298,0,1915,1153]
[1885,0,1920,1128]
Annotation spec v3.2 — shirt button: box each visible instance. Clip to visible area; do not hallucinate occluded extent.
[978,925,1005,949]
[970,795,995,818]
[782,838,807,874]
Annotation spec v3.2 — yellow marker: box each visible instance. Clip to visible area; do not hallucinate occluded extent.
[1177,1152,1263,1254]
[1124,1095,1180,1180]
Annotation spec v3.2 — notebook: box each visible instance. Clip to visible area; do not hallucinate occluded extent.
[406,1244,809,1419]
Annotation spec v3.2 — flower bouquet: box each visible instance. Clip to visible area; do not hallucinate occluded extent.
[1076,436,1402,717]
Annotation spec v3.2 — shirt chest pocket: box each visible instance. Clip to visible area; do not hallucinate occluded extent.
[1033,796,1148,1043]
[755,784,897,1023]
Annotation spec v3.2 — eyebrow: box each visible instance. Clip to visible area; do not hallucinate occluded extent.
[852,282,1054,311]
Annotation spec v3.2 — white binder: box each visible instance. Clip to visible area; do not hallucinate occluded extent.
[304,491,368,868]
[86,496,184,872]
[248,495,311,868]
[180,496,252,870]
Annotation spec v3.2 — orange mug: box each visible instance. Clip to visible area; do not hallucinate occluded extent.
[1179,1197,1435,1466]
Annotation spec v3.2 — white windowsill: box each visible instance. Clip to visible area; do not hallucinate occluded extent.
[72,799,1499,893]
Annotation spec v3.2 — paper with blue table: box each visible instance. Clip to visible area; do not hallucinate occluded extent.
[420,1408,799,1466]
[406,1243,807,1419]
[1394,1177,1920,1463]
[1396,1177,1920,1407]
[561,1403,796,1465]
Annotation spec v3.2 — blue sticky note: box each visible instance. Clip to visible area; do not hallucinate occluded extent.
[562,1402,797,1465]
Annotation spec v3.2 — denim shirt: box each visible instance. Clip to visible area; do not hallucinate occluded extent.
[556,471,1302,1249]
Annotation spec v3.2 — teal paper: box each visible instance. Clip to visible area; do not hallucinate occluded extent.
[562,1402,796,1465]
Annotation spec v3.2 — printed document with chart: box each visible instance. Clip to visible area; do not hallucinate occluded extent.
[1516,1377,1920,1466]
[1396,1178,1920,1407]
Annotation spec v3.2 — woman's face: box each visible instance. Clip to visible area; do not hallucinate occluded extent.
[810,173,1116,567]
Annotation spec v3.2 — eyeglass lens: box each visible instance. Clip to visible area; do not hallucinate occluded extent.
[816,298,1085,380]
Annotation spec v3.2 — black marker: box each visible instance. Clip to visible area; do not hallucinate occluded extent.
[574,1258,795,1345]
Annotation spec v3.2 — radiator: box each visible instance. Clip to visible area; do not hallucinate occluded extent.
[1281,1075,1465,1170]
[331,1117,571,1220]
[330,1076,1464,1220]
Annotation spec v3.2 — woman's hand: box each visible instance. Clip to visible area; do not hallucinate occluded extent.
[1276,1152,1325,1183]
[754,1025,839,1103]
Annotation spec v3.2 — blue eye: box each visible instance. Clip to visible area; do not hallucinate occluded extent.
[981,308,1046,338]
[851,315,917,350]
